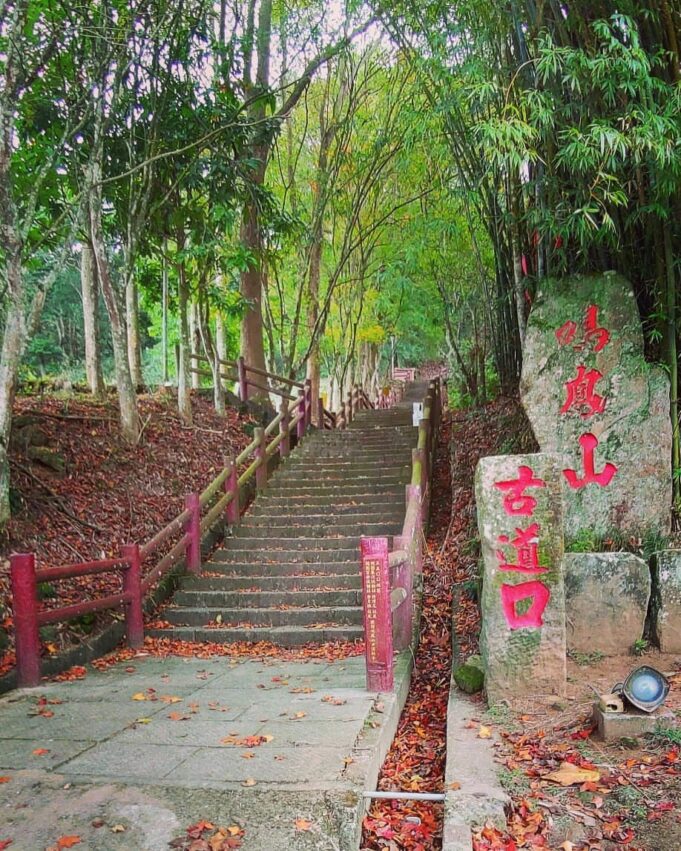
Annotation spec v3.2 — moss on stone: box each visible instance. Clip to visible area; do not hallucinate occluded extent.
[454,661,485,694]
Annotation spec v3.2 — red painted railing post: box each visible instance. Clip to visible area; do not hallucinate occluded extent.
[279,400,290,457]
[225,455,240,526]
[392,534,413,652]
[121,544,144,648]
[303,379,312,430]
[184,492,201,574]
[10,553,41,688]
[360,536,394,691]
[296,392,306,440]
[237,356,248,401]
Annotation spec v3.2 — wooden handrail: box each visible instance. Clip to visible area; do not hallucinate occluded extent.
[9,368,321,687]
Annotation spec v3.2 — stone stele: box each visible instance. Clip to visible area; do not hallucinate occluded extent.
[475,453,566,705]
[563,552,650,655]
[520,272,671,544]
[652,550,681,653]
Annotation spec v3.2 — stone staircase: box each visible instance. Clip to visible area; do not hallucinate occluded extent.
[151,404,416,646]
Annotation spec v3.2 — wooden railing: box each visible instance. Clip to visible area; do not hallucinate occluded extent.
[9,387,314,688]
[359,377,442,691]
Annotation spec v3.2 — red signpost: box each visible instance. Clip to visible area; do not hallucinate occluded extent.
[360,536,394,692]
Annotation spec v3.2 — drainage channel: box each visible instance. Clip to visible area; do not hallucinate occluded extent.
[361,413,454,849]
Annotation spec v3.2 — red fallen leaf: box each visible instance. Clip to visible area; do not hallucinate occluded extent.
[0,841,12,850]
[0,778,10,784]
[294,818,313,832]
[55,837,82,849]
[186,821,215,839]
[32,748,50,756]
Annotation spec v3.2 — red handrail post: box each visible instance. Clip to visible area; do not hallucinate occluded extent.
[296,393,306,440]
[237,356,248,401]
[304,379,312,430]
[392,534,413,652]
[185,492,201,574]
[360,537,393,691]
[279,400,290,458]
[121,544,144,648]
[254,427,267,491]
[10,553,41,688]
[226,455,240,526]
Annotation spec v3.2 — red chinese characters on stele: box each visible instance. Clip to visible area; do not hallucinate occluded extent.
[557,303,618,489]
[494,466,551,630]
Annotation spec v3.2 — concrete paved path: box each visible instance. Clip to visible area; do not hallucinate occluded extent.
[0,652,411,850]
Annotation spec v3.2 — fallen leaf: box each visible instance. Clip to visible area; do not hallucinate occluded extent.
[32,748,50,756]
[226,826,242,836]
[291,711,306,720]
[446,781,461,790]
[295,818,313,832]
[544,761,601,786]
[0,778,10,784]
[242,778,257,787]
[55,837,82,849]
[131,692,147,701]
[0,841,12,850]
[110,825,126,833]
[168,711,190,721]
[160,695,183,704]
[477,725,492,739]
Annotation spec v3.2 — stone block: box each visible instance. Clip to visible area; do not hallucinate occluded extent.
[652,549,681,653]
[520,272,672,542]
[564,552,650,654]
[593,704,676,742]
[475,453,566,705]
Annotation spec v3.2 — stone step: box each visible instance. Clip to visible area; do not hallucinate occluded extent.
[245,507,405,522]
[271,466,409,480]
[205,560,359,577]
[235,521,401,538]
[282,457,411,468]
[297,442,415,453]
[261,483,406,497]
[256,489,405,505]
[268,475,409,491]
[172,589,361,609]
[163,605,363,628]
[254,495,405,509]
[148,624,364,647]
[213,548,359,564]
[182,573,361,591]
[226,533,369,548]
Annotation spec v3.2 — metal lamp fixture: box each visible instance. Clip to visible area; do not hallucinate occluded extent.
[613,665,670,713]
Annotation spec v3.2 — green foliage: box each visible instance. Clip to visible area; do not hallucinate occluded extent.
[631,638,649,656]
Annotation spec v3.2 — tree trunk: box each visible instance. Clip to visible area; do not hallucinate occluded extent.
[239,184,269,387]
[664,222,680,507]
[215,310,227,386]
[0,300,23,527]
[189,301,200,390]
[161,244,169,384]
[306,231,323,424]
[176,231,193,425]
[125,272,143,389]
[89,194,139,444]
[81,242,105,397]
